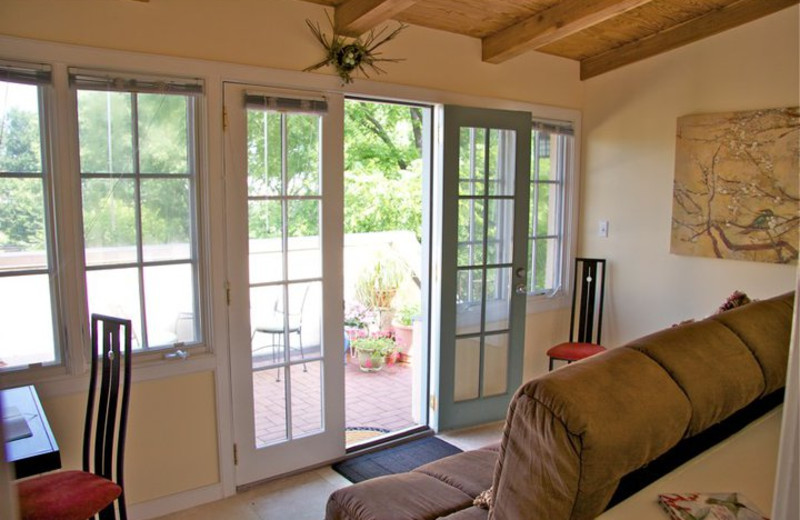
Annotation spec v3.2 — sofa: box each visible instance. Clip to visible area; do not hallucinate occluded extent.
[325,291,794,520]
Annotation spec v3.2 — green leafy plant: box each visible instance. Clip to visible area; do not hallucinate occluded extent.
[351,336,398,372]
[354,251,407,312]
[394,302,420,327]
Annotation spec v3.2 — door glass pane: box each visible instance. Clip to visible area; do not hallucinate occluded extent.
[482,333,508,397]
[287,199,321,280]
[248,110,281,197]
[85,267,142,349]
[249,200,282,284]
[141,178,191,262]
[286,114,320,196]
[251,284,284,369]
[77,91,133,174]
[143,263,195,346]
[253,367,288,447]
[458,198,484,266]
[82,178,138,266]
[485,267,511,332]
[454,337,480,402]
[456,269,482,335]
[486,198,513,264]
[291,360,323,438]
[285,281,320,363]
[0,275,55,367]
[487,129,515,196]
[459,128,485,196]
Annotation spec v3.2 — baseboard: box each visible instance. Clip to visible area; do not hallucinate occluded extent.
[128,483,225,520]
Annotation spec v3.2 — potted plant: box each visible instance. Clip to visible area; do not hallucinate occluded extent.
[354,251,407,331]
[392,302,420,361]
[351,335,398,372]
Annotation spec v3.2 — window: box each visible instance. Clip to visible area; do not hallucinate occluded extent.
[527,120,573,296]
[0,64,205,373]
[72,70,203,351]
[0,62,58,369]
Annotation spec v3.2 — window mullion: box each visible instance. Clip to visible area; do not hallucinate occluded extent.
[130,92,149,349]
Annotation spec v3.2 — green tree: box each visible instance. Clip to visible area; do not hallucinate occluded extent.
[344,100,423,241]
[0,106,45,250]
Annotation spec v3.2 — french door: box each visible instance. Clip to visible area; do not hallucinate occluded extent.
[224,83,345,485]
[434,105,531,431]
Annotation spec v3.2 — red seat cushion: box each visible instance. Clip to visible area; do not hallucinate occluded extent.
[547,342,607,362]
[17,470,121,520]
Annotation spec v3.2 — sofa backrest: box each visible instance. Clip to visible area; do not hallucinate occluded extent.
[489,292,794,520]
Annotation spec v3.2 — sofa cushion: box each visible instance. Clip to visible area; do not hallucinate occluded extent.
[628,319,765,436]
[414,447,498,498]
[326,472,473,520]
[711,292,794,396]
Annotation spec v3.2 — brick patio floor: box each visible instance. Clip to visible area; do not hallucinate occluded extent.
[253,354,417,448]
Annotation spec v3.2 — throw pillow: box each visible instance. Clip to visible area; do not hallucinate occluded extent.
[473,488,493,510]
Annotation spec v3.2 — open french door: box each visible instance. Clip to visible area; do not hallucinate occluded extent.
[223,83,345,486]
[433,105,531,431]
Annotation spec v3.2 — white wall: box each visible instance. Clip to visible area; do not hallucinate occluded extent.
[580,7,799,347]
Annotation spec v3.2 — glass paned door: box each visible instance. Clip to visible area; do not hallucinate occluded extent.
[436,105,530,430]
[225,84,344,485]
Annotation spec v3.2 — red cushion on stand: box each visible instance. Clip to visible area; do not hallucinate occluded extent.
[17,470,121,520]
[547,342,607,362]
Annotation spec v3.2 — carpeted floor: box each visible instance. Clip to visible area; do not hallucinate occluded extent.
[332,436,462,483]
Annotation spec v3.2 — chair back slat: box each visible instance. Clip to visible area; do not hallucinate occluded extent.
[85,314,132,520]
[569,258,606,345]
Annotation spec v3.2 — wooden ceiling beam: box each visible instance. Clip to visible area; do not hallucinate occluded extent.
[335,0,419,37]
[581,0,800,80]
[482,0,656,64]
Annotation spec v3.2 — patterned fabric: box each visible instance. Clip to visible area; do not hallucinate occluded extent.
[473,488,493,509]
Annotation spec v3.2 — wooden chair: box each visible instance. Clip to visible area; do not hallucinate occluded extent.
[547,258,607,371]
[17,314,132,520]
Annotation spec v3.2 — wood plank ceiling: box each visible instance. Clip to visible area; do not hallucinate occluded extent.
[300,0,799,80]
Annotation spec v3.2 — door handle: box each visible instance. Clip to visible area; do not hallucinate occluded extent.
[515,283,527,295]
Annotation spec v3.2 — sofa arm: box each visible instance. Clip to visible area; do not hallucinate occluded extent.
[491,348,692,520]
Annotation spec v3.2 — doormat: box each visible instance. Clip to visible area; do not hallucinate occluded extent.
[332,437,462,483]
[345,426,389,445]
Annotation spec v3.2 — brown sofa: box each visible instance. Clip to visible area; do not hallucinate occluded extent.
[326,292,794,520]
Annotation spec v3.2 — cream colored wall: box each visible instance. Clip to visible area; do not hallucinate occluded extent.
[580,7,799,348]
[0,0,581,108]
[40,371,219,504]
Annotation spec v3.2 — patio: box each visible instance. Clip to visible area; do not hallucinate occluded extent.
[252,355,416,448]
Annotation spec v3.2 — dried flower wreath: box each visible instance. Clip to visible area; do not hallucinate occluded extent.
[304,14,406,84]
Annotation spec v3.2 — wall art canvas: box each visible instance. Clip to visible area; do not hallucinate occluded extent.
[671,107,799,264]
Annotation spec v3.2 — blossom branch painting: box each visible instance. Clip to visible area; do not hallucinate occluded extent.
[671,107,799,264]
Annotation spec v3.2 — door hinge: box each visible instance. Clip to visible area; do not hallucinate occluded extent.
[233,443,238,466]
[225,281,231,306]
[429,394,437,411]
[222,106,228,131]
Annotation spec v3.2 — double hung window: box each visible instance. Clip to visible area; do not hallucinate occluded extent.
[73,70,203,351]
[0,61,57,368]
[527,120,574,296]
[0,62,205,373]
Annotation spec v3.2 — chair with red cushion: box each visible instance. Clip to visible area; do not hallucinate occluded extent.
[547,258,607,371]
[17,314,132,520]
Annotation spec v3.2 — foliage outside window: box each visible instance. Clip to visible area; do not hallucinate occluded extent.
[0,65,58,369]
[75,72,203,351]
[527,122,573,295]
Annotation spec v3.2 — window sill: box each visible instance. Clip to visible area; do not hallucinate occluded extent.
[526,291,571,314]
[0,348,217,398]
